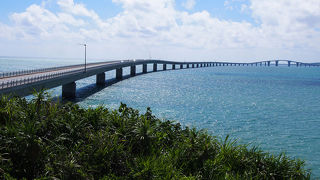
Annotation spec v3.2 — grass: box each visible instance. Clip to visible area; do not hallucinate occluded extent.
[0,91,311,179]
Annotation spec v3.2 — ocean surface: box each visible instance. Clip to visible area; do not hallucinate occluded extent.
[1,57,320,178]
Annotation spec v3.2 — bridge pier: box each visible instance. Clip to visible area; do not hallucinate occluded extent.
[163,64,167,70]
[172,64,176,69]
[143,64,147,73]
[267,61,270,66]
[296,62,299,67]
[96,72,105,85]
[187,64,189,68]
[197,64,199,68]
[153,63,157,72]
[192,64,195,68]
[180,64,183,69]
[62,82,76,99]
[275,61,279,66]
[130,65,136,76]
[116,68,123,80]
[288,61,291,67]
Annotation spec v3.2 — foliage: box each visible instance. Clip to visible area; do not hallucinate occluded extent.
[0,92,311,179]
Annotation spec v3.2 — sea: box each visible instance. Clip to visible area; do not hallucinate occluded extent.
[1,56,320,178]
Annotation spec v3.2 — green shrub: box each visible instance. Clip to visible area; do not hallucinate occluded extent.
[0,92,311,179]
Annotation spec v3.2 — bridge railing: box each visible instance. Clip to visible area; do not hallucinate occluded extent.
[0,60,127,90]
[0,61,119,79]
[0,67,85,90]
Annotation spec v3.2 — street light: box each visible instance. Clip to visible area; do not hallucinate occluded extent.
[80,43,87,72]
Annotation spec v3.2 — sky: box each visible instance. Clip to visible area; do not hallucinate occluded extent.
[0,0,320,62]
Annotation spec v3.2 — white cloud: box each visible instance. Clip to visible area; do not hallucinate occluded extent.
[182,0,196,10]
[0,0,319,61]
[250,0,320,49]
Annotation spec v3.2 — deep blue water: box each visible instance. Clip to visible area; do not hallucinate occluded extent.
[1,57,320,177]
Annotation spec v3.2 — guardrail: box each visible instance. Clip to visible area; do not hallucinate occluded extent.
[0,61,119,79]
[0,60,126,90]
[0,68,84,90]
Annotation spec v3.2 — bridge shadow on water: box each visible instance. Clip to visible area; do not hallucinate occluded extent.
[65,71,155,103]
[54,68,181,103]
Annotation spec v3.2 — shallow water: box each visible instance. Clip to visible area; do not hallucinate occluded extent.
[1,57,320,177]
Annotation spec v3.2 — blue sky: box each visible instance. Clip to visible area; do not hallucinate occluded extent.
[0,0,253,23]
[0,0,319,62]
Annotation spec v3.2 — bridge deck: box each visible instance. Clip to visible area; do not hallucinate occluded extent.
[0,59,318,98]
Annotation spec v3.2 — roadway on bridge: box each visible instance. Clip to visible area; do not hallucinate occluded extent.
[0,60,121,84]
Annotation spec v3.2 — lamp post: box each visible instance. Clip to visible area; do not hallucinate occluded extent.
[80,44,87,72]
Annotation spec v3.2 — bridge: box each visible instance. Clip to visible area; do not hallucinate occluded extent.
[0,59,318,98]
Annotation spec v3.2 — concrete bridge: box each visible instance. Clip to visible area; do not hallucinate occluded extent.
[212,60,320,67]
[0,59,318,98]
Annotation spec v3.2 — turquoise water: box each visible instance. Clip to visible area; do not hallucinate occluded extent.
[1,57,320,177]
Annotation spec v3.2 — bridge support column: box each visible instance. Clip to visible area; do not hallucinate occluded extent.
[275,61,279,66]
[143,64,147,73]
[153,63,157,72]
[130,65,136,76]
[197,64,199,68]
[288,61,291,67]
[96,72,105,85]
[296,62,299,67]
[187,64,189,68]
[192,64,195,68]
[180,64,183,69]
[62,82,76,99]
[116,68,123,80]
[172,64,176,69]
[267,61,270,66]
[163,64,167,70]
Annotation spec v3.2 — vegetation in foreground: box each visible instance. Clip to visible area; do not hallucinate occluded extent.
[0,92,310,179]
